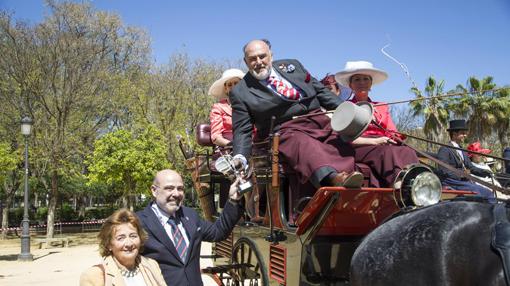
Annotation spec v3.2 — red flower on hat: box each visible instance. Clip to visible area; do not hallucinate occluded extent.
[305,73,311,83]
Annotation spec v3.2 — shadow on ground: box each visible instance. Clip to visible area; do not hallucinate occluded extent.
[0,254,18,261]
[0,251,60,262]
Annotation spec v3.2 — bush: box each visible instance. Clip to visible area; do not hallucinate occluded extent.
[83,206,117,220]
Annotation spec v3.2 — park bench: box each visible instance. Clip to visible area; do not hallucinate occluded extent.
[34,237,70,249]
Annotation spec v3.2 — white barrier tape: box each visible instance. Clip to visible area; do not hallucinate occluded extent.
[0,219,105,232]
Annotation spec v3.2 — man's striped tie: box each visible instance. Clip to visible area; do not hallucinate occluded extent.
[167,217,188,262]
[268,76,301,100]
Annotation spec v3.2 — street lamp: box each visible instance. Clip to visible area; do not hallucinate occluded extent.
[18,116,33,261]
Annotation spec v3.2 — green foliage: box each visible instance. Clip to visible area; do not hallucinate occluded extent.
[450,76,505,142]
[0,142,19,185]
[87,125,170,196]
[410,76,450,148]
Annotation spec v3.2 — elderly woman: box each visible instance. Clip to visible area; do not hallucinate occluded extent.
[80,209,166,286]
[335,61,419,187]
[209,68,245,147]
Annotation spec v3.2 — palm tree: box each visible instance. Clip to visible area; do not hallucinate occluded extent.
[410,76,449,151]
[492,87,510,154]
[449,76,497,142]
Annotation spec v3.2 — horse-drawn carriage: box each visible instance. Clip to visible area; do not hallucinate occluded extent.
[178,121,481,286]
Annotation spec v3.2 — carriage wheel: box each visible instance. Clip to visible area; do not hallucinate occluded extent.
[230,237,269,286]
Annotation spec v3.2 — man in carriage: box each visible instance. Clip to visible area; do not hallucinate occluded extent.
[229,39,364,190]
[436,119,495,200]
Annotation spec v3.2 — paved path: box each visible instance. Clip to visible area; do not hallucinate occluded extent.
[0,239,217,286]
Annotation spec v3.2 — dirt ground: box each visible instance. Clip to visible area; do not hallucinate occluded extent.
[0,233,217,286]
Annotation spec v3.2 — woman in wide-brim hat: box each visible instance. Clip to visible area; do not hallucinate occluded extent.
[334,61,419,188]
[208,68,245,147]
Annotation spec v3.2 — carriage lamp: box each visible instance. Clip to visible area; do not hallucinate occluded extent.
[410,171,442,206]
[394,164,442,208]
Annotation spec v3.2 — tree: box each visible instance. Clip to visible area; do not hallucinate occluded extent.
[492,87,510,153]
[87,125,169,210]
[410,76,449,150]
[0,1,151,238]
[450,77,509,149]
[0,142,21,239]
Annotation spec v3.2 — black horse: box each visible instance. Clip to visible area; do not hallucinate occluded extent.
[350,199,508,286]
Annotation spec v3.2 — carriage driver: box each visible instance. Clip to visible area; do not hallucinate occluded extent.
[436,119,495,200]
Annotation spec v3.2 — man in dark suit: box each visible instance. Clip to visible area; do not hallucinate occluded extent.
[137,169,242,286]
[436,119,494,199]
[230,39,362,189]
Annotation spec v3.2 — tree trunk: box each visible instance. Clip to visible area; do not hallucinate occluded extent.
[2,174,20,240]
[1,196,12,240]
[78,196,86,218]
[499,130,509,155]
[46,170,58,239]
[122,196,128,209]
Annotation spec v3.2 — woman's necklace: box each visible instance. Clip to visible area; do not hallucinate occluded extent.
[119,266,140,278]
[113,256,141,278]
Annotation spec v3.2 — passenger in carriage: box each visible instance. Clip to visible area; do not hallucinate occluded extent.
[467,142,502,187]
[320,73,351,100]
[334,61,419,187]
[230,39,363,189]
[320,74,342,96]
[208,68,263,222]
[466,141,508,199]
[436,120,495,200]
[209,68,245,147]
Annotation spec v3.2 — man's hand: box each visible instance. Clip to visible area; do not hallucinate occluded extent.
[229,176,242,202]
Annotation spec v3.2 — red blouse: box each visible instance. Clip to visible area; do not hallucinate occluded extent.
[349,97,405,140]
[209,99,233,142]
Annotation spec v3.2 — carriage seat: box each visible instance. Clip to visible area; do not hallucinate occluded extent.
[196,123,214,147]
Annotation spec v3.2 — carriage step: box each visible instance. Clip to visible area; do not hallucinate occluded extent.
[202,263,252,274]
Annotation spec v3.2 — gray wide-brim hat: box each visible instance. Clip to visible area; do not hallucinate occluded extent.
[331,101,374,142]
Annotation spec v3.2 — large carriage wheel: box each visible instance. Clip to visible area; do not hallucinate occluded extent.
[230,237,269,286]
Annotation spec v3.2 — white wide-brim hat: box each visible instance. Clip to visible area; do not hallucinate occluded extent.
[334,61,388,87]
[208,68,245,98]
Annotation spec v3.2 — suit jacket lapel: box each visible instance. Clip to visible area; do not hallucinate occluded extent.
[448,143,464,168]
[245,71,300,108]
[276,66,309,97]
[141,205,182,263]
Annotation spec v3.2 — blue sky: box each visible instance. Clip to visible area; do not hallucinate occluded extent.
[2,0,509,103]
